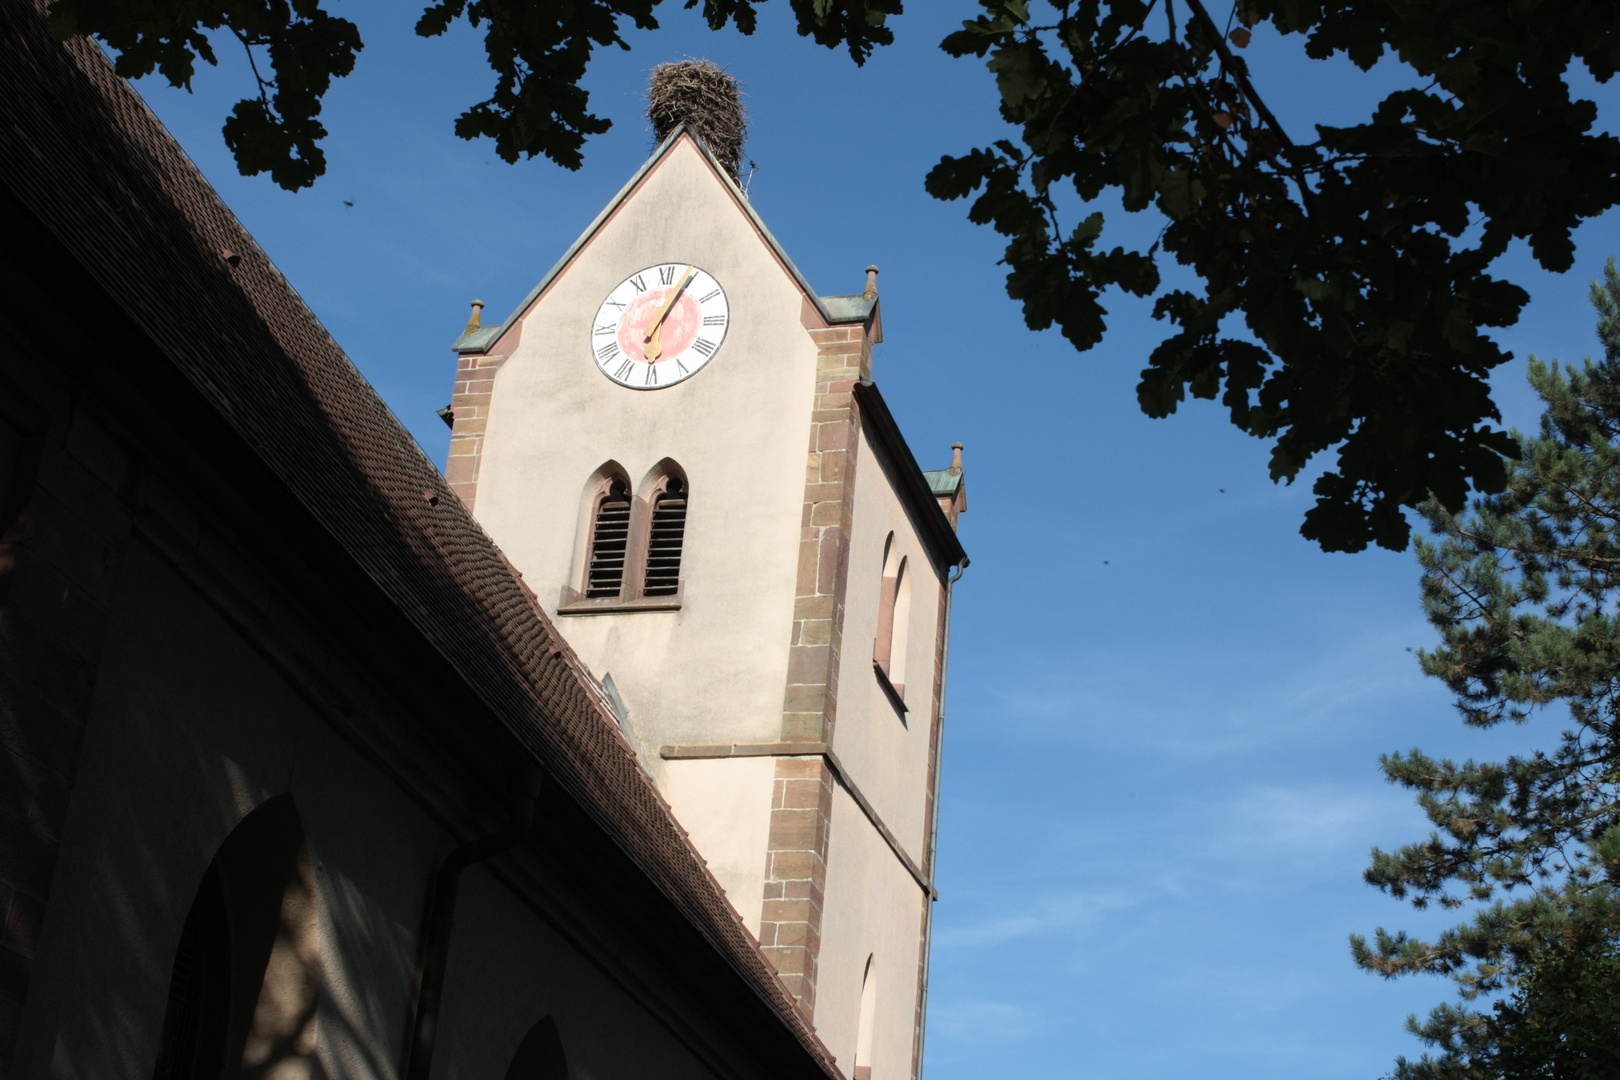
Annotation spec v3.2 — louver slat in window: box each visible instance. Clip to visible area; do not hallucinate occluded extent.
[643,483,687,597]
[586,484,632,597]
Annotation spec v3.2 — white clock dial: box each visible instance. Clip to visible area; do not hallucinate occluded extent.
[590,263,729,390]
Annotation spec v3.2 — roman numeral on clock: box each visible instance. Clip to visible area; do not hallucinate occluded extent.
[595,270,724,387]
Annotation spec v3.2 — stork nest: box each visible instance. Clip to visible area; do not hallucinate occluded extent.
[647,60,747,180]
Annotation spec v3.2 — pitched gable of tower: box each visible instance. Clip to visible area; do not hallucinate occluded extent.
[444,116,968,1080]
[444,125,882,517]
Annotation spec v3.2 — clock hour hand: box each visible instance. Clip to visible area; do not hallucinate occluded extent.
[642,266,695,361]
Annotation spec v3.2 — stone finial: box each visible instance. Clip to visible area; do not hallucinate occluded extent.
[862,265,880,301]
[950,442,963,474]
[463,299,485,335]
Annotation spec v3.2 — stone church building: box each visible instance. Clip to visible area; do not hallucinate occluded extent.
[0,6,966,1080]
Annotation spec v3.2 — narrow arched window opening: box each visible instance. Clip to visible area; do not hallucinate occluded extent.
[642,477,687,597]
[889,558,911,697]
[585,479,632,598]
[852,954,878,1080]
[874,534,898,673]
[505,1015,569,1080]
[151,795,319,1080]
[873,534,913,702]
[152,865,232,1080]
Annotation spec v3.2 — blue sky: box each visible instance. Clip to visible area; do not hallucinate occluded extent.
[126,4,1620,1077]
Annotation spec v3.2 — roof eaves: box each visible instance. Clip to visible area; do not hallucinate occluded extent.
[453,124,849,354]
[854,380,969,573]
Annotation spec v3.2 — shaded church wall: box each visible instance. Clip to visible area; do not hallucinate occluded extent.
[13,542,736,1080]
[0,326,142,1073]
[439,865,720,1080]
[12,544,433,1080]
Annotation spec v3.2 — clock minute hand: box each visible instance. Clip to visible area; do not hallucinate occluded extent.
[642,266,695,362]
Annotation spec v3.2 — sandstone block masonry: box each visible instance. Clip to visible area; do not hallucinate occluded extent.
[444,353,508,513]
[758,318,874,1019]
[757,755,835,1017]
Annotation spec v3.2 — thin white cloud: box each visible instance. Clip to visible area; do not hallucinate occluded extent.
[936,883,1158,950]
[927,999,1035,1041]
[964,616,1444,760]
[936,780,1422,961]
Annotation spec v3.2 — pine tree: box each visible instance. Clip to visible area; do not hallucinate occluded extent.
[1351,263,1620,1078]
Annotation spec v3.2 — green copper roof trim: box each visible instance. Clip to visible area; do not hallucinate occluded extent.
[820,294,878,323]
[451,124,875,354]
[453,325,502,352]
[922,470,963,497]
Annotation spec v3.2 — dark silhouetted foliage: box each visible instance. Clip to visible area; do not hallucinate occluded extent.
[48,0,1620,553]
[927,1,1620,551]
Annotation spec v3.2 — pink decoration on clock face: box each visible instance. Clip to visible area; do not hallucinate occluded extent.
[617,289,701,364]
[591,264,728,390]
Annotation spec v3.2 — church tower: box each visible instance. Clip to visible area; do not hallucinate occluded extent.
[440,66,968,1080]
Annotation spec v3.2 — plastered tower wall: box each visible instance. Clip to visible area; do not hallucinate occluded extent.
[463,137,817,930]
[806,416,953,1080]
[447,130,967,1080]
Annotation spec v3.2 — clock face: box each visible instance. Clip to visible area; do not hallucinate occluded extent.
[590,263,729,390]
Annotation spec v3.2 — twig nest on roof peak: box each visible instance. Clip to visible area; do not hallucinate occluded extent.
[647,60,747,181]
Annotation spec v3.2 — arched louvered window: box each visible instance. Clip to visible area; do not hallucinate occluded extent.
[642,477,687,597]
[585,479,632,598]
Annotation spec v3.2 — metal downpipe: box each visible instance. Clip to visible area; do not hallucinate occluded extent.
[916,556,967,1079]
